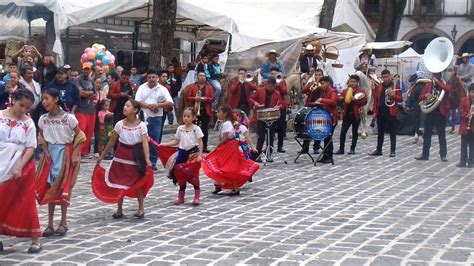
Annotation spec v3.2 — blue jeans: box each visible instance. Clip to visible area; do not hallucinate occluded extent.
[166,95,179,124]
[208,79,222,111]
[147,116,163,166]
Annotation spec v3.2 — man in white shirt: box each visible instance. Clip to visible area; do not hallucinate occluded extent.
[135,69,173,169]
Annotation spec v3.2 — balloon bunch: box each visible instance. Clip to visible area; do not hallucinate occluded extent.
[80,43,115,74]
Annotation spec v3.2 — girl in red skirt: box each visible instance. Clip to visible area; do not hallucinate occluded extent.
[160,107,204,205]
[0,89,42,253]
[94,99,153,219]
[36,88,86,237]
[203,104,260,196]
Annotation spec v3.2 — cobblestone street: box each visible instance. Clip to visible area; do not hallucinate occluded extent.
[1,126,473,265]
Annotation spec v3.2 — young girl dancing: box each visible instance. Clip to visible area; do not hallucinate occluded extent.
[203,104,260,196]
[160,107,204,205]
[36,88,86,237]
[93,99,153,219]
[233,109,257,160]
[0,89,42,253]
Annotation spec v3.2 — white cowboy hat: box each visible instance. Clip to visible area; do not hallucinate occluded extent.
[461,52,470,58]
[359,45,372,52]
[305,44,314,50]
[265,49,280,57]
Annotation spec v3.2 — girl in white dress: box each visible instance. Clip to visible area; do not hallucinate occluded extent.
[36,88,86,237]
[94,99,152,219]
[0,89,42,253]
[161,107,204,205]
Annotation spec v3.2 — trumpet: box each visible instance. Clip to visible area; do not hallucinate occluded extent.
[245,72,254,82]
[276,73,284,84]
[195,90,201,116]
[309,75,321,92]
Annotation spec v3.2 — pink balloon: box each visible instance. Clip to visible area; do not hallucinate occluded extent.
[81,53,88,62]
[110,55,115,63]
[95,59,103,67]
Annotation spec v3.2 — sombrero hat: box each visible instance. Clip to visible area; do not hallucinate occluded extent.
[265,49,280,57]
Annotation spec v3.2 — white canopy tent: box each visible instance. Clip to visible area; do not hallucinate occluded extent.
[2,0,375,70]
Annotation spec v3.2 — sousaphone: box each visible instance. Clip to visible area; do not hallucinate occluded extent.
[419,37,454,113]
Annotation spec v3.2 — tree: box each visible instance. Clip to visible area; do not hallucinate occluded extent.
[375,0,407,42]
[319,0,337,30]
[149,0,177,70]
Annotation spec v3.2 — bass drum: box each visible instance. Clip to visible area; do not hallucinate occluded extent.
[293,107,312,139]
[293,107,334,141]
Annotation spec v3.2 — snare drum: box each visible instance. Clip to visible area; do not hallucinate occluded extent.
[293,107,334,141]
[257,108,280,122]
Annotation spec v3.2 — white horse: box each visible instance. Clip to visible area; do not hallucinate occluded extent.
[353,71,374,138]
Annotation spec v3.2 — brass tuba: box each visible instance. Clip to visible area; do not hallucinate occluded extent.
[419,37,453,114]
[195,90,201,116]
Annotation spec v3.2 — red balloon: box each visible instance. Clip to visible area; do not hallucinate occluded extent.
[95,59,103,67]
[108,62,115,69]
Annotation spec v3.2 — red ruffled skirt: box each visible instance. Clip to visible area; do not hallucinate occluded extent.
[202,140,259,189]
[91,143,154,204]
[158,145,201,187]
[0,160,41,237]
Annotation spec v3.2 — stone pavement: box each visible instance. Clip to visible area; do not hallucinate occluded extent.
[0,125,473,265]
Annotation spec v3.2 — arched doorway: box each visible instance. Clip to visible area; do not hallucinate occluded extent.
[410,33,440,54]
[459,38,474,54]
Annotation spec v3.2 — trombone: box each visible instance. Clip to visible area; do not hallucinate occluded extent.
[195,90,202,116]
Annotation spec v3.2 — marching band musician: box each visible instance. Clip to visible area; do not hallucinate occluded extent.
[299,68,324,154]
[229,68,257,116]
[270,67,288,153]
[354,45,377,74]
[186,71,215,153]
[335,74,368,155]
[299,44,321,74]
[369,69,402,157]
[313,76,338,164]
[457,84,474,168]
[249,77,283,162]
[415,72,451,162]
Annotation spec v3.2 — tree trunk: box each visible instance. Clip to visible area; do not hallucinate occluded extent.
[149,0,177,70]
[319,0,337,30]
[375,0,407,42]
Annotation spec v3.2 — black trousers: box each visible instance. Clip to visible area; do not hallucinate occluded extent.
[257,121,276,153]
[339,113,360,152]
[422,111,447,158]
[197,111,210,149]
[410,108,423,136]
[321,131,334,160]
[301,139,321,152]
[460,132,474,165]
[376,114,397,153]
[276,110,286,149]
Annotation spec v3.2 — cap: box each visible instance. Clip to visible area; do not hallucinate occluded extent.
[82,62,92,69]
[63,64,71,70]
[305,44,314,50]
[56,67,67,74]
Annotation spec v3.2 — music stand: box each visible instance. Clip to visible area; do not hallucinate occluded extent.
[257,119,288,166]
